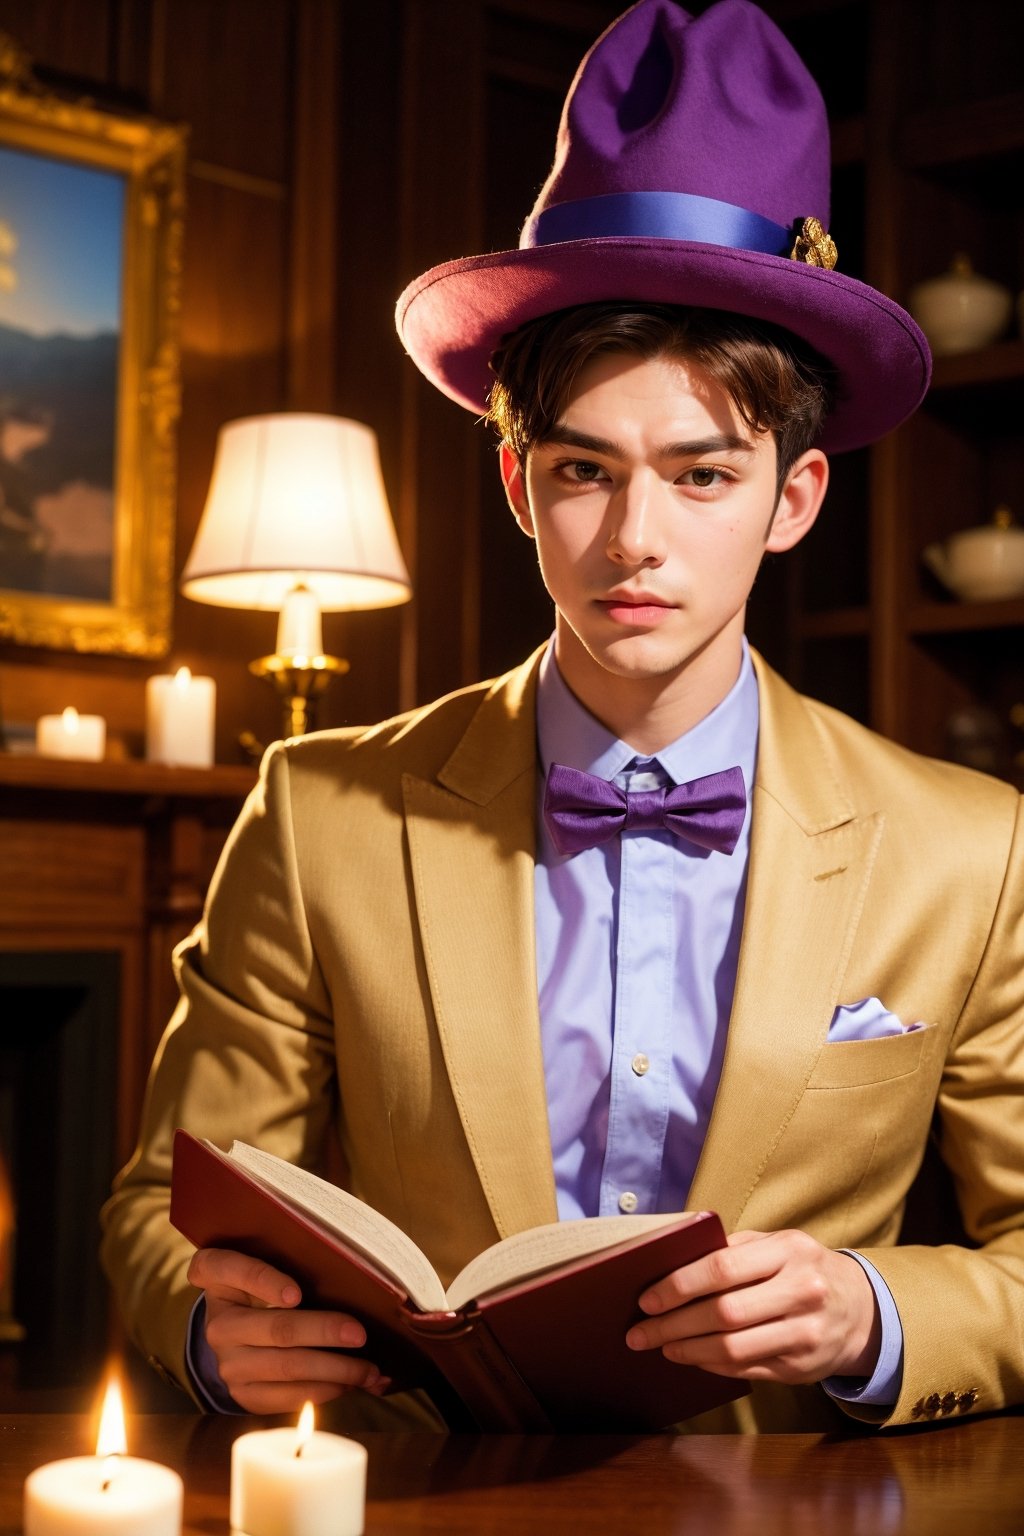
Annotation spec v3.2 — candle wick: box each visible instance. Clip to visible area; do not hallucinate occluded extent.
[295,1441,304,1459]
[101,1452,121,1490]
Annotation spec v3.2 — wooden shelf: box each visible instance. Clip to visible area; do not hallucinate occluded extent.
[0,753,257,800]
[929,341,1024,392]
[907,597,1024,635]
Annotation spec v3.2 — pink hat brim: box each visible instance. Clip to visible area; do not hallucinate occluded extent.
[396,237,931,454]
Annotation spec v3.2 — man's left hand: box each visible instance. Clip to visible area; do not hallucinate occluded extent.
[625,1229,881,1384]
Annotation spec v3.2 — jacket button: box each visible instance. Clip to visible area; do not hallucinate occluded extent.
[956,1388,978,1412]
[940,1392,957,1415]
[923,1393,941,1417]
[618,1191,639,1213]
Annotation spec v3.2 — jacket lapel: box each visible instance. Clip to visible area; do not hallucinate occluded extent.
[404,649,559,1239]
[688,654,884,1227]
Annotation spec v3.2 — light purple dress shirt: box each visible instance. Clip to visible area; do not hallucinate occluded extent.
[534,639,902,1407]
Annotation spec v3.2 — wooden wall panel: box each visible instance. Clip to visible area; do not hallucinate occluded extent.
[150,0,293,183]
[395,0,486,707]
[0,0,114,80]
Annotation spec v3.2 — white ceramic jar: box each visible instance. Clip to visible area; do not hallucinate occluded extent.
[909,254,1012,355]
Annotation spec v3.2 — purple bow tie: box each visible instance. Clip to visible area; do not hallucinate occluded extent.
[543,762,747,857]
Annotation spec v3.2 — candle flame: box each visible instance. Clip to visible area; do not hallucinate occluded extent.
[61,706,81,734]
[96,1377,127,1459]
[295,1400,315,1457]
[173,666,192,687]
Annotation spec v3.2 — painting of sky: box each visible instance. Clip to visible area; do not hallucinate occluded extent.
[0,145,123,335]
[0,146,125,602]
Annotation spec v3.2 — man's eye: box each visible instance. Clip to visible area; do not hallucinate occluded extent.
[683,466,727,489]
[567,461,602,482]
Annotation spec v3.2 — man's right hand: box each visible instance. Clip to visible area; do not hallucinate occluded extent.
[187,1247,389,1414]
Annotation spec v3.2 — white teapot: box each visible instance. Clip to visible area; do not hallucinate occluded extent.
[923,507,1024,602]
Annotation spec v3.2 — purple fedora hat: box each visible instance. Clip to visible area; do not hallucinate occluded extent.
[396,0,930,453]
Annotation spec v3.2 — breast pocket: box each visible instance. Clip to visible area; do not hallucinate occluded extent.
[805,1021,937,1089]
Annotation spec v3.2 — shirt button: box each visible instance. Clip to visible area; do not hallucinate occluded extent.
[631,1053,650,1076]
[618,1191,638,1213]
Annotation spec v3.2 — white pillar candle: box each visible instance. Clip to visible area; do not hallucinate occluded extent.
[24,1378,182,1536]
[24,1455,183,1536]
[36,707,106,761]
[230,1404,367,1536]
[145,666,216,767]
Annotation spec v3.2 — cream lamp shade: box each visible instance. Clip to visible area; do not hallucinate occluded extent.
[181,413,411,612]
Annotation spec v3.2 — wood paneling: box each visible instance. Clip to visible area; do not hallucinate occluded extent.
[152,0,293,182]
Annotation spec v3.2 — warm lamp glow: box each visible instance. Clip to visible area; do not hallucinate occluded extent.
[181,413,411,613]
[96,1377,127,1459]
[61,706,80,735]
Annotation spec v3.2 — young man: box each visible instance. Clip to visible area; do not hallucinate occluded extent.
[102,0,1024,1434]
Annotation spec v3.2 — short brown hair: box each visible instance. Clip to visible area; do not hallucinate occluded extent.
[487,303,836,490]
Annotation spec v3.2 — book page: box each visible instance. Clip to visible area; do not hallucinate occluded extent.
[445,1212,699,1312]
[226,1141,448,1312]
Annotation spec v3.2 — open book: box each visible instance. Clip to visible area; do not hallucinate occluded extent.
[170,1131,747,1431]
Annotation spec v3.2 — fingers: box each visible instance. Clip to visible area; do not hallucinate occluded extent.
[206,1303,367,1355]
[189,1245,387,1415]
[217,1343,385,1409]
[625,1230,877,1384]
[187,1247,302,1309]
[637,1228,790,1318]
[229,1381,365,1415]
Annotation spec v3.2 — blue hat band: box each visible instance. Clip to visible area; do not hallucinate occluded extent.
[523,189,791,256]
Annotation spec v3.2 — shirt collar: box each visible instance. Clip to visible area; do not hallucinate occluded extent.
[536,637,759,790]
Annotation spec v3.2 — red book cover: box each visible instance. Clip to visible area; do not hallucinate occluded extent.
[170,1131,747,1430]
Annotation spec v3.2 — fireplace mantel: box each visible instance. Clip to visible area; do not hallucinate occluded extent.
[0,752,257,1170]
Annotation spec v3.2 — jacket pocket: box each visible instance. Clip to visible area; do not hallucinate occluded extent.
[805,1022,937,1089]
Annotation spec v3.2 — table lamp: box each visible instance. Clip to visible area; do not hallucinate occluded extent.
[181,413,411,737]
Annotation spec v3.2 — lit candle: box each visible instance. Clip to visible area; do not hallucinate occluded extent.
[36,707,106,761]
[145,666,216,767]
[230,1401,367,1536]
[24,1378,182,1535]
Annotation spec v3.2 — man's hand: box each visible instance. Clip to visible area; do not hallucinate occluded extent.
[188,1247,390,1414]
[625,1229,881,1384]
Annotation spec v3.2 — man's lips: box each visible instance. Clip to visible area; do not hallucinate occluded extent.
[596,595,676,623]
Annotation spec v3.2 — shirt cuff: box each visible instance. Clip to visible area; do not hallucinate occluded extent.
[823,1251,904,1407]
[185,1294,244,1414]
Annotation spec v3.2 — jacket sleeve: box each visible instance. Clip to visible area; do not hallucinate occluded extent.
[853,792,1024,1428]
[100,743,338,1399]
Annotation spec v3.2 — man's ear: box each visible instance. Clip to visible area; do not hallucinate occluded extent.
[499,442,535,538]
[765,448,829,553]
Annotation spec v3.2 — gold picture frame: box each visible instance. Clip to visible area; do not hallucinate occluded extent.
[0,33,185,657]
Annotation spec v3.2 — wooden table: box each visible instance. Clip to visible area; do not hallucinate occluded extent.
[2,1413,1023,1534]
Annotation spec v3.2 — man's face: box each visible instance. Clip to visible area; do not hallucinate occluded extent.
[502,349,825,737]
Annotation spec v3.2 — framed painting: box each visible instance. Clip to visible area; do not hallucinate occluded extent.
[0,32,185,656]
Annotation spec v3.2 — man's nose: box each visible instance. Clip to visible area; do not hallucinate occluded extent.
[605,475,668,566]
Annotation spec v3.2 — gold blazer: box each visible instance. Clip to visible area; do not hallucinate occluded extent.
[101,647,1024,1432]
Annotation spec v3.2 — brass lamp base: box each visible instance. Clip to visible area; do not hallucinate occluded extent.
[249,653,350,738]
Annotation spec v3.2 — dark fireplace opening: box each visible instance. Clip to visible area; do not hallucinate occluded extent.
[0,950,119,1397]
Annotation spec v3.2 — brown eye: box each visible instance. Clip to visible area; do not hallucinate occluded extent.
[690,467,717,488]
